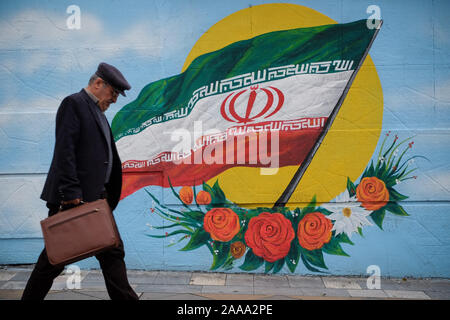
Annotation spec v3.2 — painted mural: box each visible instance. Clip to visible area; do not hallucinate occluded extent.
[111,6,418,274]
[0,1,449,278]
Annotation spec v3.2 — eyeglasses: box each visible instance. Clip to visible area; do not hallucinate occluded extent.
[102,80,120,97]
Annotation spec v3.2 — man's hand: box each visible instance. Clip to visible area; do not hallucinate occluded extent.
[61,198,82,205]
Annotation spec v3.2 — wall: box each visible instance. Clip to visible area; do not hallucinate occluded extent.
[0,0,449,278]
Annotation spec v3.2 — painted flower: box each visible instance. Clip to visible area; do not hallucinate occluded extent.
[179,186,193,204]
[204,208,240,242]
[298,212,332,251]
[245,212,295,263]
[196,190,212,205]
[230,241,246,259]
[322,190,372,238]
[356,177,389,211]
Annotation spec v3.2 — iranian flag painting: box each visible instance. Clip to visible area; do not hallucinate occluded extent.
[111,19,381,202]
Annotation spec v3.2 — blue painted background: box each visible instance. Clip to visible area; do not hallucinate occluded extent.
[0,0,449,278]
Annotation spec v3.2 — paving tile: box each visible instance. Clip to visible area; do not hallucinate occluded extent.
[81,276,142,293]
[347,289,389,298]
[388,279,433,291]
[127,271,159,284]
[77,281,108,291]
[45,290,102,300]
[152,271,192,285]
[253,286,304,296]
[427,280,450,292]
[140,292,182,300]
[157,271,193,278]
[364,278,402,291]
[50,282,69,291]
[190,273,226,286]
[294,295,368,300]
[1,281,27,290]
[354,277,409,291]
[301,288,352,298]
[356,278,424,291]
[2,267,35,272]
[260,295,298,300]
[82,271,105,282]
[384,290,431,299]
[423,290,450,300]
[75,290,111,300]
[353,278,371,290]
[51,271,89,291]
[135,284,203,294]
[8,272,31,282]
[161,293,211,300]
[226,274,254,286]
[287,275,325,288]
[254,275,289,287]
[55,270,89,281]
[322,277,362,289]
[377,278,450,292]
[201,285,254,295]
[199,293,269,300]
[0,271,17,281]
[0,289,23,300]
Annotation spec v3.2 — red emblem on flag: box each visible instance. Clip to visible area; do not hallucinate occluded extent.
[220,85,285,123]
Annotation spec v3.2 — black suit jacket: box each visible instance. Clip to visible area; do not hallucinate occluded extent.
[41,89,122,211]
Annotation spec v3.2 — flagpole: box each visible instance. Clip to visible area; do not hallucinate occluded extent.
[273,20,383,208]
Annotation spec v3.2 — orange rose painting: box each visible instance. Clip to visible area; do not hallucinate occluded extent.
[245,212,295,263]
[356,177,389,211]
[204,208,240,242]
[146,133,418,274]
[230,241,246,259]
[196,190,212,205]
[297,212,332,251]
[179,186,193,204]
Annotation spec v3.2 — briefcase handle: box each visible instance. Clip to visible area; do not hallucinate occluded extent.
[59,200,86,212]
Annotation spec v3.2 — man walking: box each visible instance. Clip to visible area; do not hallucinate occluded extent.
[21,62,139,300]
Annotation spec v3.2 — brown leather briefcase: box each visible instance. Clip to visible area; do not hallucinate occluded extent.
[40,199,120,266]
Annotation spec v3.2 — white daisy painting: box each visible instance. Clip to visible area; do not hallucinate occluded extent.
[322,190,373,238]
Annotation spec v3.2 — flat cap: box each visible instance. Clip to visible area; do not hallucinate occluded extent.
[95,62,131,97]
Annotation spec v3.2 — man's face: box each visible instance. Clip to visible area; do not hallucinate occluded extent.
[97,80,119,112]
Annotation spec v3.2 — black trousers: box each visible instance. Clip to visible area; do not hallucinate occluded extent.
[21,203,139,300]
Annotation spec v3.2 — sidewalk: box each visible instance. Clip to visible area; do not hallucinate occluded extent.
[1,265,449,300]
